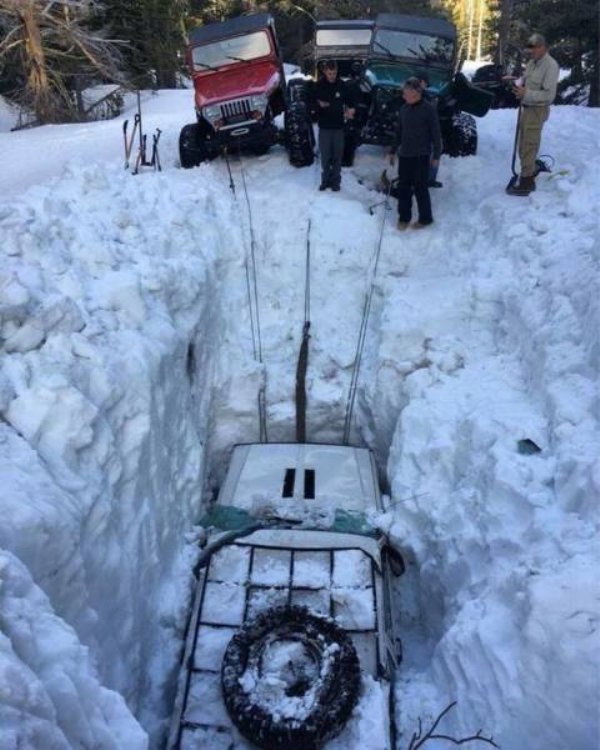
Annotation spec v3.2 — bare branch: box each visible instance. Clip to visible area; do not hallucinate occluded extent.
[407,702,500,750]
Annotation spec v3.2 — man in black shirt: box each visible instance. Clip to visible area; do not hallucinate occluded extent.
[389,77,442,230]
[312,61,356,191]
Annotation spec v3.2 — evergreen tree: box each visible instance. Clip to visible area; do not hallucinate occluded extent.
[102,0,189,88]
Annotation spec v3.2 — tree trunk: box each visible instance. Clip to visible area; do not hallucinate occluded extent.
[496,0,512,65]
[20,1,56,122]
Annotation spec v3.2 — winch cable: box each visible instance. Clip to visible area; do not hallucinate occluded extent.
[223,147,236,196]
[295,220,312,443]
[237,153,268,442]
[342,178,393,445]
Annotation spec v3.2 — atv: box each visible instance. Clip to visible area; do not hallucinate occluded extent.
[311,13,495,165]
[180,13,314,169]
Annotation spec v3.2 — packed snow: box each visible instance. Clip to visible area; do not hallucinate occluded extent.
[0,77,598,750]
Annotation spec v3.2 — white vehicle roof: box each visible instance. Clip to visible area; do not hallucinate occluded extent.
[217,442,382,516]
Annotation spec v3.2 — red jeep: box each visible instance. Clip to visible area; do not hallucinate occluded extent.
[180,13,314,169]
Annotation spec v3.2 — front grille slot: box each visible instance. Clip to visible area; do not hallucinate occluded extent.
[220,98,253,123]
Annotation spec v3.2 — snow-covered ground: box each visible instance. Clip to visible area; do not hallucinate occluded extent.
[0,83,598,750]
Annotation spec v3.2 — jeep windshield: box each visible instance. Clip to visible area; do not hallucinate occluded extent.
[192,30,272,71]
[316,28,373,47]
[372,29,454,65]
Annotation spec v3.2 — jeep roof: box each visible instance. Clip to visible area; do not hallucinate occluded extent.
[316,19,375,31]
[375,12,456,41]
[188,12,274,46]
[217,442,382,515]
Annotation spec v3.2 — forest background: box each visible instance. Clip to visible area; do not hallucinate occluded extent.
[0,0,597,127]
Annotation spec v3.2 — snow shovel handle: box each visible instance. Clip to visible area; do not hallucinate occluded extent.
[510,106,522,178]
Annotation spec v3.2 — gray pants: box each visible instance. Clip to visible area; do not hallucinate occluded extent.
[319,129,344,188]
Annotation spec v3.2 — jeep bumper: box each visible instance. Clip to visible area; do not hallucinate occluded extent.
[204,120,280,153]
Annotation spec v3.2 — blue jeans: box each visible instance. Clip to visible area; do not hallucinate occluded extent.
[319,129,344,188]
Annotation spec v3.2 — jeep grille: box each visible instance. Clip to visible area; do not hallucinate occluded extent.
[220,97,253,123]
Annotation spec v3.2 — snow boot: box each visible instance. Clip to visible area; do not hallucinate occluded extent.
[506,175,535,196]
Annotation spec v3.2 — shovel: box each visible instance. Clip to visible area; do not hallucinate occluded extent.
[505,106,521,192]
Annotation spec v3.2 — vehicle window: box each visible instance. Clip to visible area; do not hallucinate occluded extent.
[374,29,454,65]
[192,30,271,69]
[316,28,373,47]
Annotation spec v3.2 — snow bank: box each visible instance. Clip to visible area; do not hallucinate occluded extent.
[0,549,147,749]
[0,136,256,744]
[375,106,599,748]
[0,90,598,750]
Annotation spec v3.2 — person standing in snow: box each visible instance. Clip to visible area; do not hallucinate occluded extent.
[312,60,356,192]
[507,33,559,196]
[419,74,443,189]
[389,77,442,230]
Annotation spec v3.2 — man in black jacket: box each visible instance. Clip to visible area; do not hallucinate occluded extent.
[389,77,442,230]
[312,61,355,191]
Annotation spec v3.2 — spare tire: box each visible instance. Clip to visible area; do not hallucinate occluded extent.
[284,80,315,168]
[221,605,361,750]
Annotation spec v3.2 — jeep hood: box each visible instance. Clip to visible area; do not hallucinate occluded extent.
[365,61,450,92]
[194,61,281,108]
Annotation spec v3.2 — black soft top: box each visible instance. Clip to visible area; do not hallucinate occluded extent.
[374,13,456,40]
[316,19,375,30]
[188,13,274,46]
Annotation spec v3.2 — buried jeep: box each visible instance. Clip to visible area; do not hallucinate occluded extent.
[179,13,314,169]
[312,13,494,165]
[166,442,405,750]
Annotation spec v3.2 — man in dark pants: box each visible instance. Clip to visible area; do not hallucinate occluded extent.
[419,74,443,188]
[312,61,355,191]
[389,78,442,230]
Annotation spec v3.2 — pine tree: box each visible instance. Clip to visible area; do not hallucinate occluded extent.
[103,0,188,88]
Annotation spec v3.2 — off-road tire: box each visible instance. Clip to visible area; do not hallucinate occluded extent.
[179,123,207,168]
[284,80,315,168]
[444,112,477,157]
[221,605,361,750]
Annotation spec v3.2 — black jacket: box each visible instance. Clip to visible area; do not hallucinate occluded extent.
[392,98,442,160]
[311,78,355,130]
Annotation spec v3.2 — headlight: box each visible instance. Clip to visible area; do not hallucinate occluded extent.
[202,104,221,122]
[249,94,268,111]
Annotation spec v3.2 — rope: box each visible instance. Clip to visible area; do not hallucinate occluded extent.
[342,178,393,445]
[304,218,311,323]
[234,153,267,442]
[295,219,312,443]
[223,147,236,195]
[238,155,263,364]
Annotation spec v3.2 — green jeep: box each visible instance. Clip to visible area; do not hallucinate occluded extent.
[312,13,494,165]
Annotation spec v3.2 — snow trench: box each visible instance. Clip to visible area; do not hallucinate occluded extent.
[0,103,598,750]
